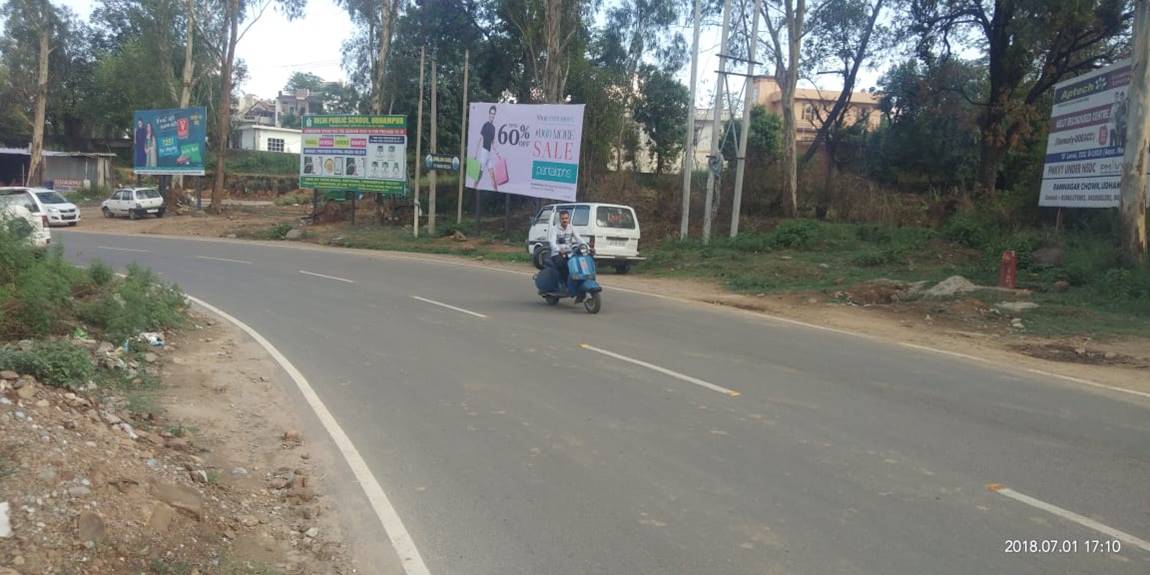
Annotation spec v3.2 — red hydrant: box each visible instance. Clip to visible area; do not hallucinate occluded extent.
[999,250,1017,289]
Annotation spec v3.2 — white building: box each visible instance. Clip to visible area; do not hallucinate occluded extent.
[235,125,302,154]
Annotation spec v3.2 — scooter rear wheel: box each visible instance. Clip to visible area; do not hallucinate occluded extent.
[583,293,601,314]
[544,295,560,305]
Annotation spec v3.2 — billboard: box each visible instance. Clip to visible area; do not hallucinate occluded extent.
[465,103,585,201]
[299,115,407,196]
[1039,61,1149,208]
[133,108,207,176]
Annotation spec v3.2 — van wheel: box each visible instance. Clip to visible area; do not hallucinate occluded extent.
[128,210,138,221]
[102,207,112,219]
[533,246,550,270]
[156,208,166,218]
[614,262,632,275]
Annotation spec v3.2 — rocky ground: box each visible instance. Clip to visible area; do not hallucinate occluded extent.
[0,313,357,575]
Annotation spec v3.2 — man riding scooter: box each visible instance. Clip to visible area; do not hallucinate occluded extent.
[549,209,588,302]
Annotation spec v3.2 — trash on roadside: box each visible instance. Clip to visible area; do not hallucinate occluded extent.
[139,332,165,348]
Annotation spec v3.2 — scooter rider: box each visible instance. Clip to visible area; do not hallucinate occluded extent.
[549,209,588,299]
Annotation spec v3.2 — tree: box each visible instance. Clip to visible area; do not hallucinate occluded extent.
[762,0,811,216]
[285,71,327,92]
[208,0,305,212]
[335,0,402,114]
[910,0,1132,195]
[634,66,689,174]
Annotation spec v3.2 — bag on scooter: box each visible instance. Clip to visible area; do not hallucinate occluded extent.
[535,266,560,292]
[568,254,594,281]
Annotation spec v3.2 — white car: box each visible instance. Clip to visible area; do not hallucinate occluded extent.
[102,187,166,220]
[0,192,51,248]
[527,202,644,274]
[2,186,80,227]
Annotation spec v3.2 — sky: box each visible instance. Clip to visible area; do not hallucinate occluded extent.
[56,0,886,106]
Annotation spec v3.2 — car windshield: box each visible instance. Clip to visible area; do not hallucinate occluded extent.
[596,206,636,229]
[137,189,161,199]
[36,191,68,204]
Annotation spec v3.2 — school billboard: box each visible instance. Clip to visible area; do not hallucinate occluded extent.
[132,108,207,176]
[299,114,408,196]
[465,103,585,202]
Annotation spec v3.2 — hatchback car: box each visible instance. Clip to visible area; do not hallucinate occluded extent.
[102,187,166,219]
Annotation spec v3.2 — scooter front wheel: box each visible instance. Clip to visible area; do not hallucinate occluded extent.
[583,292,601,314]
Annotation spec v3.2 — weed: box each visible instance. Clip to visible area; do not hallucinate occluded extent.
[78,263,188,342]
[0,340,93,389]
[87,260,114,287]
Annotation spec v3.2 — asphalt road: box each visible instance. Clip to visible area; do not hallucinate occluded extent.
[58,230,1150,575]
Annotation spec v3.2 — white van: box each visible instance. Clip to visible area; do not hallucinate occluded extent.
[527,202,643,273]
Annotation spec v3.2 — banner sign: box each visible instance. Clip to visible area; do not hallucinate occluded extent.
[425,153,460,172]
[465,103,585,201]
[1039,61,1149,208]
[299,114,407,196]
[133,108,207,176]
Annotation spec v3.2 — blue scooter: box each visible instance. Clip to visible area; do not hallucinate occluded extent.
[533,244,603,314]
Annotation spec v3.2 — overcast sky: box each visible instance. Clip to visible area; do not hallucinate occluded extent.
[56,0,886,106]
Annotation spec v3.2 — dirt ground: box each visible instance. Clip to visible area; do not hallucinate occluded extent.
[0,311,360,574]
[69,205,1150,397]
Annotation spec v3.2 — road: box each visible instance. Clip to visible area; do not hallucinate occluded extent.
[59,230,1150,575]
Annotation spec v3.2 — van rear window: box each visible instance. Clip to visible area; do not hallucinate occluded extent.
[596,206,635,229]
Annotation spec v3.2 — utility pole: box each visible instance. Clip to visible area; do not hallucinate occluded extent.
[731,0,762,238]
[702,0,733,243]
[413,46,426,238]
[680,0,701,240]
[458,49,469,225]
[429,59,438,237]
[1120,0,1150,266]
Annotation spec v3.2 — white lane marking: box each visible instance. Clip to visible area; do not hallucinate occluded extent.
[1024,368,1150,401]
[411,296,488,319]
[195,255,253,265]
[185,294,431,575]
[97,245,150,253]
[580,344,740,397]
[988,484,1150,553]
[299,269,356,284]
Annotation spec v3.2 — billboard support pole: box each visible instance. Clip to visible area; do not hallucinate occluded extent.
[413,46,427,238]
[458,49,469,225]
[430,59,438,237]
[350,190,356,225]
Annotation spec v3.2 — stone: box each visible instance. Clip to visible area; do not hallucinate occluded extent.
[76,511,106,544]
[994,301,1040,313]
[285,228,304,240]
[1031,247,1065,267]
[0,501,11,538]
[68,486,92,498]
[37,467,57,482]
[1104,351,1118,360]
[925,276,979,298]
[116,423,140,440]
[1053,280,1071,293]
[143,352,159,364]
[1011,318,1024,329]
[282,430,302,443]
[100,411,122,426]
[0,370,17,381]
[190,470,209,484]
[238,514,260,527]
[152,481,204,520]
[15,385,37,401]
[1075,346,1088,356]
[165,437,190,451]
[452,230,467,242]
[304,527,319,538]
[34,399,49,409]
[231,467,249,477]
[0,568,21,575]
[147,503,177,534]
[227,234,237,239]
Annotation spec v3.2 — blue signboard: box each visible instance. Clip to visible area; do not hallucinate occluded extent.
[133,107,207,176]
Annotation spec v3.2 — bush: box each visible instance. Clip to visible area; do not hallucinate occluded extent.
[78,263,187,342]
[274,191,312,206]
[768,219,820,248]
[88,260,114,287]
[942,213,996,249]
[0,340,93,389]
[2,247,81,338]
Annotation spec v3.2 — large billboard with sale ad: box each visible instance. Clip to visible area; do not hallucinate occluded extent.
[299,114,408,196]
[465,103,585,201]
[132,108,207,176]
[1039,61,1149,208]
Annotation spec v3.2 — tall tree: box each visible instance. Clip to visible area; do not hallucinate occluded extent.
[910,0,1132,195]
[762,0,811,216]
[634,66,690,174]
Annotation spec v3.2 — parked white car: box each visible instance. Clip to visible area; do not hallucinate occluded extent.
[1,187,82,226]
[527,202,643,273]
[102,187,166,220]
[0,190,51,248]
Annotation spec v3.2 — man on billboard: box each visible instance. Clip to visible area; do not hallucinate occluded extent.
[473,105,501,191]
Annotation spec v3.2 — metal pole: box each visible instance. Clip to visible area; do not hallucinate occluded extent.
[731,0,762,238]
[458,49,469,225]
[1119,0,1150,266]
[349,190,356,225]
[703,0,733,244]
[429,59,438,237]
[680,0,701,239]
[413,46,426,238]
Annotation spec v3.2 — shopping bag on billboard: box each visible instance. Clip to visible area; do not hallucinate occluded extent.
[465,156,480,181]
[494,155,510,186]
